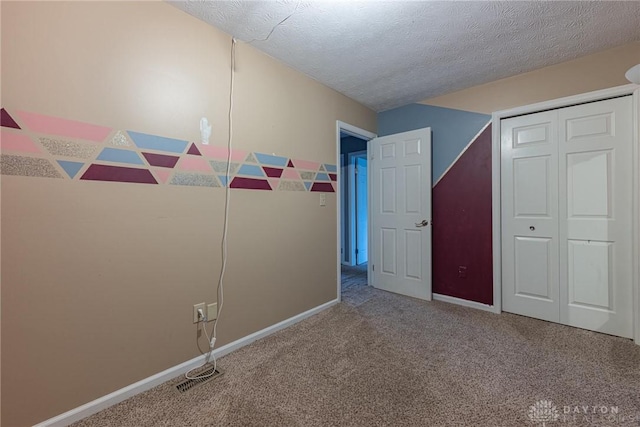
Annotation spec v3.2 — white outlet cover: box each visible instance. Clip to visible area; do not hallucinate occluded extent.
[207,303,218,321]
[320,193,326,206]
[193,302,206,323]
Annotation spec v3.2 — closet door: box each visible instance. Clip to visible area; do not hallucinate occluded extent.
[502,111,560,322]
[558,96,634,338]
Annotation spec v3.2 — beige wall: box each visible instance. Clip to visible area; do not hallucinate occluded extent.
[0,2,375,426]
[421,41,640,114]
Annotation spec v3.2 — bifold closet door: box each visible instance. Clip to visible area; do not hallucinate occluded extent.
[502,111,560,323]
[558,96,633,338]
[502,96,634,338]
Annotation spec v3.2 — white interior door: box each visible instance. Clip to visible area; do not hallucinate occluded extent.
[355,155,368,265]
[558,97,633,338]
[502,96,634,338]
[502,111,560,322]
[370,128,432,300]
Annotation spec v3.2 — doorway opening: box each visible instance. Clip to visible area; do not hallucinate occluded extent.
[336,122,376,303]
[344,149,368,267]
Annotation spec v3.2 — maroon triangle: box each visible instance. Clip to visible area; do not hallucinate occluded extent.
[432,124,493,305]
[187,143,202,156]
[1,109,21,129]
[287,160,294,168]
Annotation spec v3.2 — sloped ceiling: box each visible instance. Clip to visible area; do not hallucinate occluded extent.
[169,1,640,112]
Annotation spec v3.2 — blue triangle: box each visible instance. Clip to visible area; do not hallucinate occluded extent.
[304,181,312,191]
[57,160,84,178]
[218,175,228,187]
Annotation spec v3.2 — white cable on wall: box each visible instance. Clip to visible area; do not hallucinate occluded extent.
[214,35,236,355]
[185,5,299,379]
[185,37,236,380]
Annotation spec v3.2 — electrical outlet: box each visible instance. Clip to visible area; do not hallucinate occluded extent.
[319,193,326,206]
[193,302,206,323]
[458,266,467,278]
[207,303,218,321]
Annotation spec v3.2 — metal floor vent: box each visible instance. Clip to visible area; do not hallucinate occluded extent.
[175,367,223,394]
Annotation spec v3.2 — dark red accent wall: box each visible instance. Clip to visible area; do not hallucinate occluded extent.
[432,125,493,304]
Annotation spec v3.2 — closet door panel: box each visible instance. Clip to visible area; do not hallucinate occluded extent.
[558,96,633,338]
[502,111,560,322]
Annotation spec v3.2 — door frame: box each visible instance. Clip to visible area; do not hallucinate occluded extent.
[340,154,348,265]
[336,121,377,301]
[347,150,368,266]
[491,84,640,345]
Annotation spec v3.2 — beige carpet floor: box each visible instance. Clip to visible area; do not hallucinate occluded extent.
[73,286,640,427]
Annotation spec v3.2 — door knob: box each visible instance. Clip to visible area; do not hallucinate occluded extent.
[415,220,429,227]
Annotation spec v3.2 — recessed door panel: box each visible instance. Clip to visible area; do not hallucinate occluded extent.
[381,143,395,159]
[513,123,551,147]
[514,237,552,300]
[566,113,613,141]
[567,240,612,310]
[404,139,421,156]
[381,228,397,275]
[405,229,422,280]
[381,168,396,213]
[567,150,611,218]
[405,165,420,214]
[513,156,550,217]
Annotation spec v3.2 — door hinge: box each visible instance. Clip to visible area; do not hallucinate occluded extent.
[372,264,375,271]
[355,249,359,255]
[355,166,358,174]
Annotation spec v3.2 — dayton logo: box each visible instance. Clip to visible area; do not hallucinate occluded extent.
[528,400,560,426]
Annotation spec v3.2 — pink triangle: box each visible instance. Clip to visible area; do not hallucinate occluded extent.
[154,168,171,184]
[268,179,279,190]
[187,143,202,156]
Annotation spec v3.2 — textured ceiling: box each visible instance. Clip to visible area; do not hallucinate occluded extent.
[169,1,640,112]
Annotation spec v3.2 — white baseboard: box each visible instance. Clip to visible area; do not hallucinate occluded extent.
[34,298,339,427]
[432,293,496,313]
